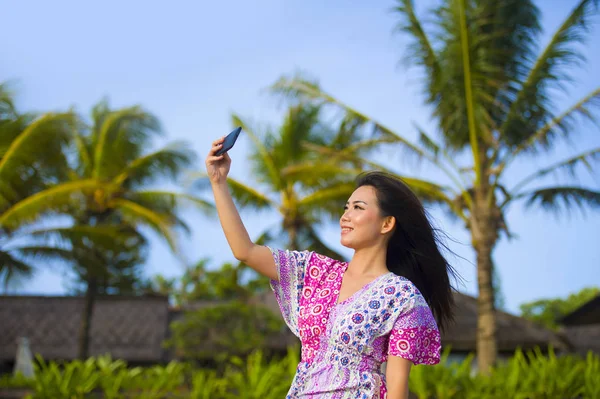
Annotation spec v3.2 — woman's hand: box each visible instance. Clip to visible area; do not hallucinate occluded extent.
[205,136,231,185]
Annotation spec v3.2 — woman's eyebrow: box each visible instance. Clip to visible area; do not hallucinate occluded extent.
[345,200,368,205]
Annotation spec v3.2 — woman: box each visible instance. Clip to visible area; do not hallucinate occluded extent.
[206,136,457,399]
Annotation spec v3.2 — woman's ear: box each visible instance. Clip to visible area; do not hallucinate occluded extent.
[381,216,396,235]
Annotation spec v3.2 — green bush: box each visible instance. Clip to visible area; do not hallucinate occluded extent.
[166,300,284,363]
[409,347,600,399]
[0,372,35,389]
[0,347,597,398]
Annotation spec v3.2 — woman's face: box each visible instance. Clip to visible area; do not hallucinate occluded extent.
[340,185,391,249]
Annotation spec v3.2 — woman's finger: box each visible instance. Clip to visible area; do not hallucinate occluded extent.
[206,155,224,163]
[208,143,223,156]
[212,137,225,146]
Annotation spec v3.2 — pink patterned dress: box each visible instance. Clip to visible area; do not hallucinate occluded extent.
[269,248,441,399]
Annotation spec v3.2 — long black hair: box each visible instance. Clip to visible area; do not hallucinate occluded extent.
[356,171,459,331]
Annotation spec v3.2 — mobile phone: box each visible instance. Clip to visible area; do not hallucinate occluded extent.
[215,127,242,156]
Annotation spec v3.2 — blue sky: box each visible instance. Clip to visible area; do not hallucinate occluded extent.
[2,0,599,314]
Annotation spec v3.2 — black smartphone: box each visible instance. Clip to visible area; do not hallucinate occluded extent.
[215,127,242,156]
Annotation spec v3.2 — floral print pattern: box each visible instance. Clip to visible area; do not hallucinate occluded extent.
[269,248,441,398]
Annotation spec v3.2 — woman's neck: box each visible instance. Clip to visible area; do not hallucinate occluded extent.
[347,244,389,277]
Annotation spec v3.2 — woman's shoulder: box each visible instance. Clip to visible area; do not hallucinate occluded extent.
[311,252,346,266]
[302,252,346,281]
[382,274,428,304]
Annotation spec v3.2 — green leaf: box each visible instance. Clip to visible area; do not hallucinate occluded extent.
[501,0,600,147]
[0,113,74,205]
[109,198,179,253]
[519,186,600,215]
[510,147,600,194]
[112,142,196,187]
[271,76,431,161]
[0,179,102,229]
[501,87,600,170]
[0,250,33,287]
[231,114,282,190]
[126,190,215,217]
[297,183,354,208]
[92,104,162,180]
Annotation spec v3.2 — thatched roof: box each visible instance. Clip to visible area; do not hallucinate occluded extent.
[444,293,569,352]
[558,295,600,355]
[561,325,600,356]
[0,295,170,363]
[0,291,571,364]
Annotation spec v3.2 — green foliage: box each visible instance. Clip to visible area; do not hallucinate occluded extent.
[28,355,100,399]
[166,300,284,361]
[520,286,600,329]
[0,348,597,398]
[408,347,600,399]
[220,349,299,399]
[0,372,34,389]
[145,259,270,306]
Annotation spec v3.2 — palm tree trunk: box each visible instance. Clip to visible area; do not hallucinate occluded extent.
[287,225,298,249]
[78,276,98,359]
[471,193,500,374]
[474,235,497,374]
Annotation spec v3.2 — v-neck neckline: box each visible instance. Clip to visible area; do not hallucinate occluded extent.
[335,263,391,306]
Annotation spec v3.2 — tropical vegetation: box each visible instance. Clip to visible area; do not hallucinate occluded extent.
[1,348,599,398]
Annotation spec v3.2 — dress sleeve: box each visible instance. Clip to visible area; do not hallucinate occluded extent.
[268,247,312,337]
[387,291,441,365]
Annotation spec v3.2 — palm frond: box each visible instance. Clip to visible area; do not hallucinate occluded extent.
[500,0,599,147]
[518,186,600,215]
[510,147,600,194]
[24,225,145,252]
[8,246,76,265]
[500,87,600,171]
[0,179,102,229]
[227,178,274,210]
[281,162,360,189]
[271,75,478,194]
[0,113,75,203]
[231,114,283,190]
[93,105,162,180]
[270,76,433,163]
[0,82,17,119]
[276,104,325,164]
[0,250,33,287]
[73,131,93,178]
[417,127,441,159]
[398,0,524,149]
[189,173,273,211]
[413,125,470,191]
[298,182,356,214]
[393,0,442,106]
[109,198,178,253]
[113,142,196,187]
[126,190,215,216]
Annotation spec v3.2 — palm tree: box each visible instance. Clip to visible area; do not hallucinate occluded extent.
[196,104,384,259]
[0,84,92,288]
[271,0,600,372]
[0,89,168,295]
[39,98,211,358]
